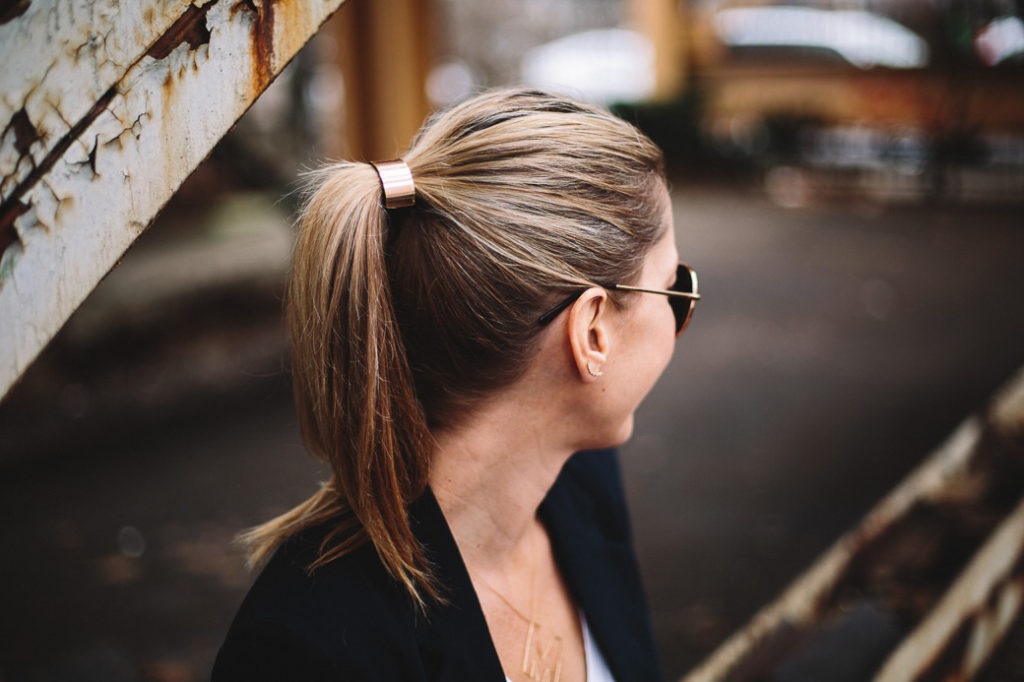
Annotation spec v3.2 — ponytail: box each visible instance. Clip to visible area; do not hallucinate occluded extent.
[240,162,439,608]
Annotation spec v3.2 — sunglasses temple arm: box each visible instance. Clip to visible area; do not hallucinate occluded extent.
[537,292,584,326]
[610,284,701,300]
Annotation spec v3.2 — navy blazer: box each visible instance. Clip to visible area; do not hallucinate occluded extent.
[212,449,661,681]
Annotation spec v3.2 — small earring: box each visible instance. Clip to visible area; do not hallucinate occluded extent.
[587,360,603,377]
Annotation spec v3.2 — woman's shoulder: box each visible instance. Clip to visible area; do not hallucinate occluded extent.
[212,523,423,681]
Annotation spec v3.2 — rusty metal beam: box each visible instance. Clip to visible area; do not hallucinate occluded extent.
[0,0,348,399]
[874,371,1024,681]
[680,417,983,682]
[874,496,1024,681]
[681,364,1024,682]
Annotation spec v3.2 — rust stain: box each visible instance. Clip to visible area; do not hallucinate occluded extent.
[0,199,29,255]
[0,0,30,26]
[146,3,213,60]
[270,0,318,61]
[4,108,40,158]
[916,614,973,681]
[232,0,276,93]
[0,85,116,241]
[85,136,98,176]
[52,193,72,224]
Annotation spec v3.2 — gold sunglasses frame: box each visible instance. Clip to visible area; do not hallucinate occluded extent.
[537,262,701,336]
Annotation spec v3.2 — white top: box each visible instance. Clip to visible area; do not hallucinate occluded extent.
[504,611,615,682]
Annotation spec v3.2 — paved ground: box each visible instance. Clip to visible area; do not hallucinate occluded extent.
[630,185,1024,678]
[2,182,1023,682]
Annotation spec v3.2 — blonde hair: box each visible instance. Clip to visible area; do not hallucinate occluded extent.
[241,89,666,608]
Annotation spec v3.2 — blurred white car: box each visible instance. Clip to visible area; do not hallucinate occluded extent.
[521,28,656,107]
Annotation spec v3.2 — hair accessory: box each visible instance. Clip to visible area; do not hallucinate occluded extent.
[587,361,603,377]
[369,159,416,209]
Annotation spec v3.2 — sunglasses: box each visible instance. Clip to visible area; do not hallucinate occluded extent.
[537,263,701,337]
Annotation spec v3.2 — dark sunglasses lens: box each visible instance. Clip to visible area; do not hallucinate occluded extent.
[670,264,695,335]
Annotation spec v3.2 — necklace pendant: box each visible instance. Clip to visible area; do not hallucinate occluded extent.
[519,621,564,682]
[521,621,535,674]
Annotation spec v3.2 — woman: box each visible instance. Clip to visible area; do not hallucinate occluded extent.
[213,88,699,682]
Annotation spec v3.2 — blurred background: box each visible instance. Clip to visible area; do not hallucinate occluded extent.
[2,0,1024,680]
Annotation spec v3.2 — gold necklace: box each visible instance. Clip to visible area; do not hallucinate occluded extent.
[468,533,564,682]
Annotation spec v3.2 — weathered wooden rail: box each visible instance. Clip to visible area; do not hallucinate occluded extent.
[683,366,1024,681]
[0,0,347,400]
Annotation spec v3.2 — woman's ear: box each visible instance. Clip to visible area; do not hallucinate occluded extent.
[567,288,610,383]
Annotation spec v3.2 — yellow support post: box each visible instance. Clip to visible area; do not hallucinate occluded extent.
[329,0,435,161]
[630,0,689,100]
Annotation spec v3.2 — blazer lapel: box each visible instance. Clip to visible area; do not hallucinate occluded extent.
[406,450,660,682]
[539,450,662,682]
[409,488,508,681]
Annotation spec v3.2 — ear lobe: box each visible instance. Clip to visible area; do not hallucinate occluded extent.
[567,288,610,383]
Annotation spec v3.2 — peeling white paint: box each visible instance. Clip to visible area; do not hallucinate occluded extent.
[1,0,347,396]
[0,0,194,204]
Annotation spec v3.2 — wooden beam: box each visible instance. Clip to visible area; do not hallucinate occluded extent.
[0,0,348,399]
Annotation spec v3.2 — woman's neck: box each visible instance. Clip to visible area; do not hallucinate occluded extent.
[429,389,574,573]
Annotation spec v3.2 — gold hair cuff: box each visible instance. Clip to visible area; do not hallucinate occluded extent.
[370,159,416,209]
